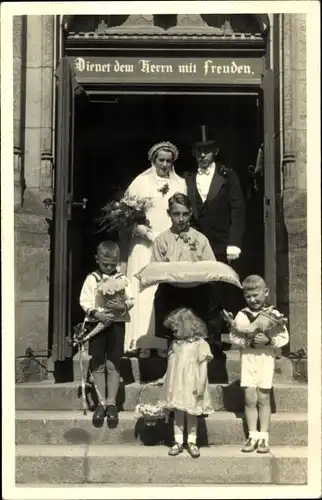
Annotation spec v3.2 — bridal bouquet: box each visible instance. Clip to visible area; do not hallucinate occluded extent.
[99,194,153,237]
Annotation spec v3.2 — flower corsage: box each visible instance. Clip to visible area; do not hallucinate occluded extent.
[157,183,170,196]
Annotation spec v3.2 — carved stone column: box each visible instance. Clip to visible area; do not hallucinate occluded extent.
[40,15,54,198]
[13,16,25,210]
[282,14,307,352]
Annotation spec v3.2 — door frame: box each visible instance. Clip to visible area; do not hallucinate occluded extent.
[51,44,277,362]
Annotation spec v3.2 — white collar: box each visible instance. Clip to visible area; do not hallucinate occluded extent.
[197,162,216,174]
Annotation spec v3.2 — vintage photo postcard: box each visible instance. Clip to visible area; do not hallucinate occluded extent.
[1,1,321,499]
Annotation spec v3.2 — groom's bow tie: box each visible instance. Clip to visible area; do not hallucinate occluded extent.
[198,167,211,175]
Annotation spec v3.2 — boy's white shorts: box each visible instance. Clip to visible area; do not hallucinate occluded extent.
[240,349,275,389]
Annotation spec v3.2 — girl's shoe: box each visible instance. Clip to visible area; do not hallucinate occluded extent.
[92,404,106,428]
[256,439,270,454]
[187,443,200,459]
[106,404,118,421]
[168,443,184,456]
[241,438,258,453]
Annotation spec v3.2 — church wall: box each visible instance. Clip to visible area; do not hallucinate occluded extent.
[13,14,307,381]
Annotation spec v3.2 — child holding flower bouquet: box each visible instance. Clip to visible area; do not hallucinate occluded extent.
[227,275,289,454]
[79,241,134,426]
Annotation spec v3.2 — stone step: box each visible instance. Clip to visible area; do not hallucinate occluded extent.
[15,381,307,412]
[15,410,308,446]
[15,444,307,485]
[72,351,294,384]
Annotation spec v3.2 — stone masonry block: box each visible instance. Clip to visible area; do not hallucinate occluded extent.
[15,301,49,356]
[15,213,50,237]
[26,16,43,68]
[288,300,307,351]
[25,67,43,129]
[42,16,55,67]
[16,246,50,301]
[24,128,42,188]
[288,248,307,302]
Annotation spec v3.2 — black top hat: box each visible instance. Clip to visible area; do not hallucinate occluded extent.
[194,139,218,149]
[194,125,218,149]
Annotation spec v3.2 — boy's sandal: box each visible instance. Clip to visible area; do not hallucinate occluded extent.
[187,443,200,458]
[168,443,184,456]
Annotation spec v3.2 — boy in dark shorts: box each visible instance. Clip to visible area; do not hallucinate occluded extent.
[80,241,134,426]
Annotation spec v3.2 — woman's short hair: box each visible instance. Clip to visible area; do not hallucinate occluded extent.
[96,240,120,261]
[163,307,208,340]
[168,192,192,212]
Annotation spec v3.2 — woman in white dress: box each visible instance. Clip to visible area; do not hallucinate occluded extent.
[124,141,187,357]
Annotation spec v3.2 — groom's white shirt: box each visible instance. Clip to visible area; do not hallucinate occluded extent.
[196,162,216,202]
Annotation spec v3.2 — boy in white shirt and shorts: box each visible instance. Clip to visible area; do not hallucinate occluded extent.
[229,275,289,454]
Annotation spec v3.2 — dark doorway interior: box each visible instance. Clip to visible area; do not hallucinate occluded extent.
[72,93,264,325]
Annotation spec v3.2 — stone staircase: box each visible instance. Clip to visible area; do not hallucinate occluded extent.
[15,351,307,486]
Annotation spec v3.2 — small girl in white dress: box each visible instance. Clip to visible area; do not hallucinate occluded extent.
[157,307,214,458]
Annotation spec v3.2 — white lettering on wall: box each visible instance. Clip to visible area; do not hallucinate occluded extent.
[139,59,173,73]
[203,60,252,76]
[73,58,256,78]
[113,60,134,72]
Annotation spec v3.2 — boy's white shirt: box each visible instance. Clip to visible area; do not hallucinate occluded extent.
[79,271,134,323]
[229,307,289,351]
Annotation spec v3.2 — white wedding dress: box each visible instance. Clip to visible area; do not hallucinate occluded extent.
[124,166,187,353]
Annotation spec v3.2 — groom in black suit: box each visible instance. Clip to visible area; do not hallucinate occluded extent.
[184,138,245,351]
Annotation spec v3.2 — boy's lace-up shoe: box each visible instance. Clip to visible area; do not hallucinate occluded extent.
[256,439,270,454]
[106,403,118,420]
[187,443,200,458]
[241,437,258,453]
[168,443,184,456]
[92,404,106,428]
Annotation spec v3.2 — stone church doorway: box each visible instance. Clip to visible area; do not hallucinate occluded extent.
[69,92,264,330]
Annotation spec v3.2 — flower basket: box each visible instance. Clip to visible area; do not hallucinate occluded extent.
[135,382,169,427]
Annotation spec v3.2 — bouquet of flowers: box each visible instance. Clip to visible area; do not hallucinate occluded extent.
[99,194,153,240]
[223,306,288,339]
[71,277,127,346]
[135,382,169,427]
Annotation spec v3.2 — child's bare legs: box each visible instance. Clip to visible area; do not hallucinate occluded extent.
[169,410,185,456]
[256,388,271,453]
[174,410,185,444]
[186,413,197,444]
[244,387,258,436]
[257,388,270,432]
[186,413,200,458]
[242,387,259,452]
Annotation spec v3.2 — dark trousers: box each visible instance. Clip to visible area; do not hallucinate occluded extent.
[88,322,125,405]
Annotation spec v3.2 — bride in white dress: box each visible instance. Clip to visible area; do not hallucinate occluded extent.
[124,141,187,357]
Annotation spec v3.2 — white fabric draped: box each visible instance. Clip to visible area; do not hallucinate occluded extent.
[124,165,187,352]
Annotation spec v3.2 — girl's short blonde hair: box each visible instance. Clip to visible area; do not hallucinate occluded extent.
[163,307,208,340]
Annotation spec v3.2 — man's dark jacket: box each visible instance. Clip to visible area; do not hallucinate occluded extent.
[184,163,245,258]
